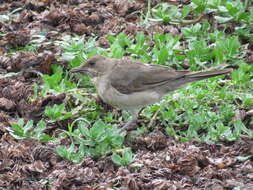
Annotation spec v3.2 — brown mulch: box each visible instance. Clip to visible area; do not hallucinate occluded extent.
[0,131,253,189]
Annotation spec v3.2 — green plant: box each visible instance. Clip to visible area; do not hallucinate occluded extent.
[232,62,253,87]
[112,149,134,166]
[56,119,126,162]
[8,119,53,142]
[213,36,241,64]
[191,0,249,23]
[151,3,181,23]
[107,32,131,58]
[127,32,150,62]
[42,64,76,94]
[77,120,125,158]
[56,142,86,164]
[152,33,180,65]
[181,21,210,40]
[55,35,106,68]
[44,104,73,122]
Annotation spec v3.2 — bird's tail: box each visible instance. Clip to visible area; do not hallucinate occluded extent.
[185,68,233,81]
[161,68,233,93]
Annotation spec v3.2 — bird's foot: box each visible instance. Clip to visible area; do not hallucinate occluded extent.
[119,110,140,132]
[119,118,138,132]
[120,123,138,132]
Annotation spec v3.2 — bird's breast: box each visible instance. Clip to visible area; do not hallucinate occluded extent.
[95,76,162,110]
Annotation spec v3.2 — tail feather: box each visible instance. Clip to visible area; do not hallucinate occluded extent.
[185,68,233,80]
[157,68,232,94]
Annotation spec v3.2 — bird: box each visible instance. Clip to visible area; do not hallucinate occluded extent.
[70,55,232,131]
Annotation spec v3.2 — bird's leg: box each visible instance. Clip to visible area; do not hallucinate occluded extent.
[120,109,139,131]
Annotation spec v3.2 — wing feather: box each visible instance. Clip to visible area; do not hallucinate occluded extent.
[109,61,188,94]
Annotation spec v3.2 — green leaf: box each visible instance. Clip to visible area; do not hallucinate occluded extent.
[218,6,228,12]
[236,155,253,162]
[214,16,233,23]
[78,144,88,157]
[34,120,46,134]
[9,133,27,140]
[90,120,105,137]
[135,32,145,47]
[61,52,76,61]
[62,112,73,120]
[158,46,169,65]
[38,135,53,142]
[68,143,75,154]
[111,153,123,166]
[23,120,34,133]
[107,34,116,44]
[111,136,124,146]
[11,123,23,132]
[78,125,90,137]
[165,126,176,136]
[45,104,68,121]
[82,139,96,146]
[56,146,68,158]
[162,16,171,23]
[123,150,134,164]
[192,0,206,13]
[117,33,131,48]
[16,119,25,127]
[182,5,191,17]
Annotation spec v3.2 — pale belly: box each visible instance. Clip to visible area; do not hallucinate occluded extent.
[94,77,162,110]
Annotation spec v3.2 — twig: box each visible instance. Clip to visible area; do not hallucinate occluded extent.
[171,14,206,26]
[147,109,160,129]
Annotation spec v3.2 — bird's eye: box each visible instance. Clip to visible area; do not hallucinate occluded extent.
[89,62,95,66]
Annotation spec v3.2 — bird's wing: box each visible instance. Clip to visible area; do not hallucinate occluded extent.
[109,61,189,94]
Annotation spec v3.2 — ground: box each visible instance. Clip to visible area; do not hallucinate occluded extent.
[0,0,253,190]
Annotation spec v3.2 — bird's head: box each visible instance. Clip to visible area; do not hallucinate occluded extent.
[70,55,114,78]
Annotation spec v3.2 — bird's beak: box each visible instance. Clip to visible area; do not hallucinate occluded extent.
[70,67,83,73]
[70,66,97,77]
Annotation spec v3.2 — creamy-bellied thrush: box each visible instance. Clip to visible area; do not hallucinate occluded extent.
[70,55,232,130]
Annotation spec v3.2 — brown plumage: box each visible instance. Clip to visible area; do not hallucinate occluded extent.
[70,55,232,130]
